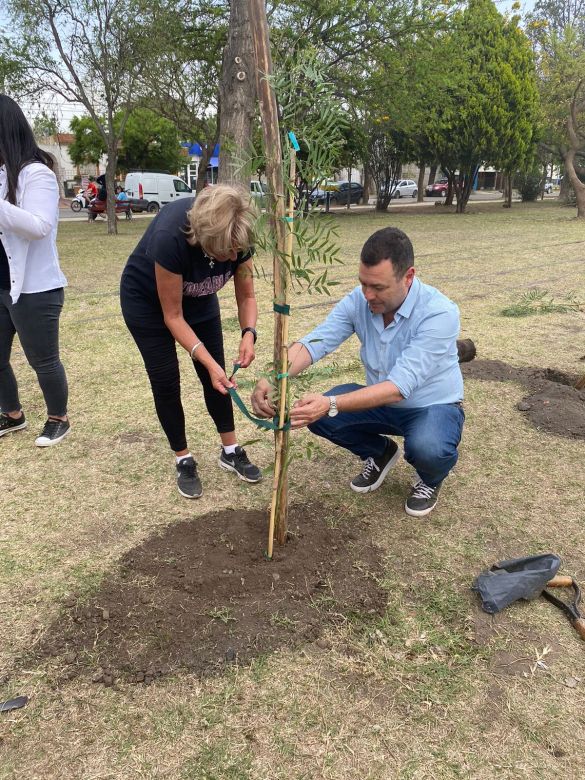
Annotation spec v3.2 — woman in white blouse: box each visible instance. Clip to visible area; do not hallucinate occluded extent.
[0,95,70,446]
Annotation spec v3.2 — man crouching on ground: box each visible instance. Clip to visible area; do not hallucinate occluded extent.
[251,226,465,517]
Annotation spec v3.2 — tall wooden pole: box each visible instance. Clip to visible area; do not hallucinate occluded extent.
[249,0,289,552]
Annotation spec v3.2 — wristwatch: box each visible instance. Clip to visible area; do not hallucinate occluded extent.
[328,396,338,417]
[241,327,257,343]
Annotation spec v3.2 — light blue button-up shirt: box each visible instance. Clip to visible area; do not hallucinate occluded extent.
[298,276,463,408]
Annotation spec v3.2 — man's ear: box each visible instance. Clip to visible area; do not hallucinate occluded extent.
[405,266,416,285]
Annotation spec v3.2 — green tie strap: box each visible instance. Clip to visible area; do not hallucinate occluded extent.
[273,302,290,315]
[228,364,290,432]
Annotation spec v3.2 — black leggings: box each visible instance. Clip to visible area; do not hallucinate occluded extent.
[125,315,234,452]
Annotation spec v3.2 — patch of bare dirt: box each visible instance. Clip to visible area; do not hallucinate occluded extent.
[462,359,585,438]
[32,504,387,685]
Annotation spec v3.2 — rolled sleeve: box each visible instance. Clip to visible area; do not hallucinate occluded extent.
[298,293,356,363]
[0,165,58,241]
[386,307,460,399]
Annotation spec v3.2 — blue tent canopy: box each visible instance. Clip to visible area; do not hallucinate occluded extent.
[181,142,219,167]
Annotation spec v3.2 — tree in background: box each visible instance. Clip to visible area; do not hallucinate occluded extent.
[117,109,182,173]
[527,0,585,216]
[3,0,170,234]
[69,116,106,173]
[31,112,59,139]
[426,0,540,213]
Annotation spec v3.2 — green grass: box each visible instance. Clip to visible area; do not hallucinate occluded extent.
[0,200,584,779]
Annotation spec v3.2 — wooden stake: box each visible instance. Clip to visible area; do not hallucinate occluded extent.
[249,0,289,557]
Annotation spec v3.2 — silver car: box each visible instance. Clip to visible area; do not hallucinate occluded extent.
[392,179,418,198]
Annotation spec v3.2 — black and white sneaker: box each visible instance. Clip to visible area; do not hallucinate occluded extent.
[0,412,27,437]
[176,456,202,499]
[405,480,441,517]
[350,439,401,493]
[35,418,70,447]
[219,446,262,483]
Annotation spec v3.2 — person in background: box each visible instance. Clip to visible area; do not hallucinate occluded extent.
[86,177,98,200]
[0,94,71,446]
[115,186,128,202]
[120,184,262,499]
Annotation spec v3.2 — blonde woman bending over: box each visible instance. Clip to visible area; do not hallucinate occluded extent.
[120,185,262,498]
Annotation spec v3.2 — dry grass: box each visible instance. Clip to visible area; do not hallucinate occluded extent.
[1,200,585,779]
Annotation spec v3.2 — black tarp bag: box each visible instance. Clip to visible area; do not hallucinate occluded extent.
[473,553,561,614]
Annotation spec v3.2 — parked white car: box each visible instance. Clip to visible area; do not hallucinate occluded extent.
[124,172,193,213]
[392,179,418,198]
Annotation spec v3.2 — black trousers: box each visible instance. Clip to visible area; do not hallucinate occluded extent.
[0,288,68,417]
[124,314,234,452]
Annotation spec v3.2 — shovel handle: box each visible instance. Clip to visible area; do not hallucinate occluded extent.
[547,575,574,588]
[573,618,585,641]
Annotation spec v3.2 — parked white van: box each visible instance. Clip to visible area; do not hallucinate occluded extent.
[124,172,193,213]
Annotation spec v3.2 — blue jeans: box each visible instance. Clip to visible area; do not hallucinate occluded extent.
[308,383,465,488]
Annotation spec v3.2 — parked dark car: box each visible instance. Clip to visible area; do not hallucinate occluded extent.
[425,178,449,197]
[311,181,364,205]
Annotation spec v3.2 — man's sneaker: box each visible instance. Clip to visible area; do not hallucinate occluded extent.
[0,412,27,437]
[219,446,262,483]
[350,439,401,493]
[176,456,202,498]
[35,418,70,447]
[405,480,441,517]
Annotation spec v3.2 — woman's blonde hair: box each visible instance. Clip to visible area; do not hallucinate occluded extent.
[186,184,257,257]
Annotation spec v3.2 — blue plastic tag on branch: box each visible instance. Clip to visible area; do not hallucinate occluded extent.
[288,131,300,152]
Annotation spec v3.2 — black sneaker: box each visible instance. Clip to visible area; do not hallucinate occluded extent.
[350,439,401,493]
[35,418,70,447]
[177,455,203,498]
[219,446,262,483]
[0,412,27,438]
[405,480,441,517]
[176,456,202,498]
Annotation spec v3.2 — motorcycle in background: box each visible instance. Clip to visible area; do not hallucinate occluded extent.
[70,190,92,212]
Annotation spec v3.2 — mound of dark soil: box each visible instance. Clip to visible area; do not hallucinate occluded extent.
[462,360,585,439]
[35,505,386,685]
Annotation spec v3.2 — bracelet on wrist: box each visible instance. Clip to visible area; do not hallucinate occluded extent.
[190,340,203,359]
[241,326,257,344]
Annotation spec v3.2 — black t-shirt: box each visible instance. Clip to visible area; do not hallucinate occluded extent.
[0,237,10,291]
[120,198,252,328]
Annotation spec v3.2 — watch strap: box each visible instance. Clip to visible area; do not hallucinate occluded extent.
[241,326,257,343]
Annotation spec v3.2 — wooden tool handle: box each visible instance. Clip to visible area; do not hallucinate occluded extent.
[573,619,585,640]
[547,575,574,588]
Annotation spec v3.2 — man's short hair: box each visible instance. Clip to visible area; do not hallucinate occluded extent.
[360,227,414,277]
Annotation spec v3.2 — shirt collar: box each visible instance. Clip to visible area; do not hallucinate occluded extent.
[395,276,420,320]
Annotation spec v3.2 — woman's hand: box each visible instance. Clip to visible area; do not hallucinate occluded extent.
[206,361,236,395]
[251,378,276,418]
[237,332,256,369]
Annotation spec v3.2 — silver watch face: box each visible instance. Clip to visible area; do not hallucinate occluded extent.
[328,397,338,417]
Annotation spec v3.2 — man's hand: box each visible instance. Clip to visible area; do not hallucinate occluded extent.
[251,378,276,418]
[237,332,256,368]
[289,393,330,429]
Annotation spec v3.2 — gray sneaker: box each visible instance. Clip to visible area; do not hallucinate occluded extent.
[176,456,202,498]
[405,480,441,517]
[350,439,401,493]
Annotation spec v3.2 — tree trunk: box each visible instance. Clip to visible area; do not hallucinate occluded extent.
[249,0,289,548]
[361,165,372,205]
[564,148,585,218]
[218,0,256,186]
[428,164,437,185]
[105,143,118,236]
[445,171,455,206]
[417,163,425,203]
[502,172,512,208]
